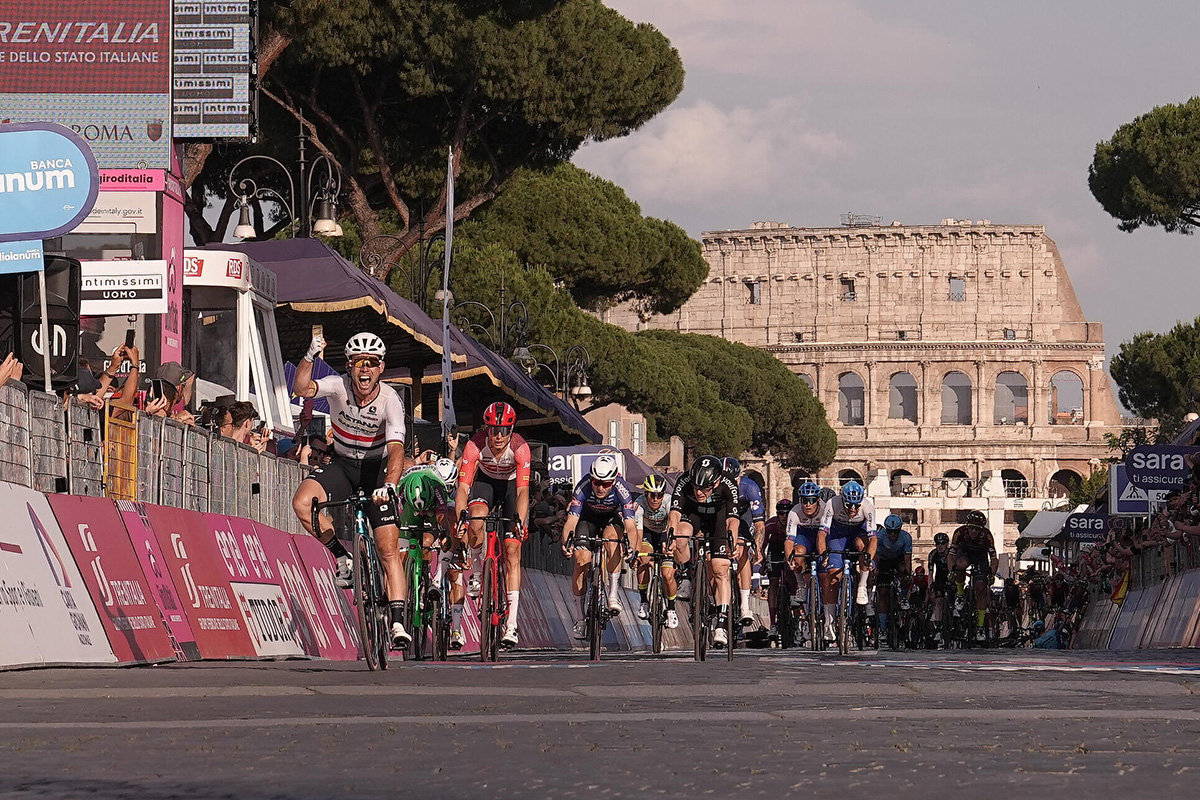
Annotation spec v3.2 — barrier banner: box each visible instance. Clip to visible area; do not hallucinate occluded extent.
[117,501,201,660]
[289,533,362,658]
[48,494,175,664]
[142,505,256,658]
[0,482,116,668]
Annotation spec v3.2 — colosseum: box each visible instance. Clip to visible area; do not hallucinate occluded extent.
[602,218,1128,561]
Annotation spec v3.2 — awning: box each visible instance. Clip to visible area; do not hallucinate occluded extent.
[1018,546,1052,563]
[1020,506,1086,541]
[206,239,466,371]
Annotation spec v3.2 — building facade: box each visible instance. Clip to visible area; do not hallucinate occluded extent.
[603,219,1127,556]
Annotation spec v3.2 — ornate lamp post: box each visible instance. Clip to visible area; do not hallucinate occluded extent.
[451,273,529,357]
[358,223,446,312]
[516,343,593,404]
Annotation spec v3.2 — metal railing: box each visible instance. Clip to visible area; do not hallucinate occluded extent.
[29,389,67,494]
[66,402,103,496]
[0,380,32,486]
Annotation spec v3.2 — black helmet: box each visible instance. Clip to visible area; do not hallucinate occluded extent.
[965,510,987,527]
[775,498,794,515]
[690,455,723,489]
[934,532,949,546]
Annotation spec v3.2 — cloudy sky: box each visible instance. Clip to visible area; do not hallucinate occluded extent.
[575,1,1200,361]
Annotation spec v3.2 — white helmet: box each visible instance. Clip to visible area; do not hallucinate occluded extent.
[344,332,386,359]
[590,455,619,482]
[432,457,458,487]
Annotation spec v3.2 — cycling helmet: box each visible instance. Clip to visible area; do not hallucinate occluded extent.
[432,457,458,487]
[590,455,620,482]
[913,564,926,575]
[797,481,821,501]
[641,475,666,494]
[483,401,517,428]
[722,456,742,478]
[883,513,903,532]
[775,498,794,515]
[398,470,442,514]
[841,481,865,505]
[690,455,723,489]
[965,510,988,528]
[344,332,386,359]
[934,532,950,546]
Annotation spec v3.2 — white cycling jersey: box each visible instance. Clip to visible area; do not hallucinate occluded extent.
[785,500,825,539]
[635,493,672,534]
[820,496,876,532]
[315,375,406,461]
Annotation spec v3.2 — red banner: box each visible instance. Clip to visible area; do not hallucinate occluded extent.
[289,533,362,659]
[47,494,175,664]
[141,505,256,658]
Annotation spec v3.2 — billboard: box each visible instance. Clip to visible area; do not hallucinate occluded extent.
[0,123,100,252]
[172,1,257,140]
[0,2,173,169]
[79,259,168,315]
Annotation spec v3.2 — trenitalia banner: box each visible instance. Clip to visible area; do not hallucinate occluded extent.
[0,483,116,668]
[48,494,176,664]
[0,122,100,246]
[0,2,173,168]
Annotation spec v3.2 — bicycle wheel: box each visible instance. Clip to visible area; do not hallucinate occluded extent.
[588,557,604,661]
[837,573,851,656]
[807,571,822,652]
[406,550,425,661]
[725,574,736,662]
[353,536,386,671]
[479,553,497,663]
[430,575,448,662]
[649,566,665,655]
[692,557,708,662]
[886,585,898,650]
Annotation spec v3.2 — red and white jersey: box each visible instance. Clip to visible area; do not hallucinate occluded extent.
[459,430,531,488]
[315,376,405,461]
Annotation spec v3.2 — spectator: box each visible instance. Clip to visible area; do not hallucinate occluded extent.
[155,361,196,413]
[227,400,270,453]
[0,352,22,385]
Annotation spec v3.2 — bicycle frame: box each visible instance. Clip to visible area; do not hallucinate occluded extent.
[465,511,514,662]
[572,526,625,661]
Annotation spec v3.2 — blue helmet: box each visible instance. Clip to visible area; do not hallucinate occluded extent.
[722,456,742,478]
[841,481,865,505]
[883,513,903,532]
[797,481,821,501]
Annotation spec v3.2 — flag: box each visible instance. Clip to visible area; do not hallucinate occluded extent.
[1110,568,1129,606]
[440,147,457,441]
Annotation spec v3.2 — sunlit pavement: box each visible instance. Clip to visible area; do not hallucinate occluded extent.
[3,647,1198,798]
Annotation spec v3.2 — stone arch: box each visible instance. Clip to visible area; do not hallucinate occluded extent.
[1049,369,1084,425]
[942,468,971,498]
[1049,469,1082,498]
[838,371,865,426]
[838,469,864,487]
[1001,468,1029,498]
[888,371,918,423]
[797,372,815,392]
[994,371,1028,425]
[941,371,973,425]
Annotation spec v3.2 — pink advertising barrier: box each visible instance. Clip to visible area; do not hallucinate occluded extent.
[289,533,363,659]
[48,495,176,664]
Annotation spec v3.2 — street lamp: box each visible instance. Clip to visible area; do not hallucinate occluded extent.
[522,343,592,402]
[358,224,446,312]
[452,273,529,357]
[226,111,342,240]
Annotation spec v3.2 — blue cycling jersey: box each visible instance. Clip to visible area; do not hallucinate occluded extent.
[738,476,765,522]
[876,529,913,560]
[568,477,636,521]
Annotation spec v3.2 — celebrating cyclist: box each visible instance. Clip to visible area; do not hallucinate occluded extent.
[634,475,678,628]
[950,510,999,641]
[560,455,639,639]
[873,513,913,643]
[456,401,531,649]
[762,498,794,638]
[396,459,466,649]
[290,332,410,642]
[722,457,765,627]
[815,480,877,643]
[668,455,740,648]
[785,481,825,617]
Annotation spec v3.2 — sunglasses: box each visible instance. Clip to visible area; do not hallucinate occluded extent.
[592,479,614,489]
[646,492,664,500]
[845,503,861,510]
[348,355,382,369]
[800,498,819,505]
[487,425,513,437]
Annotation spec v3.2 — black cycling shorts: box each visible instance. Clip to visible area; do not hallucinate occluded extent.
[574,508,626,550]
[683,512,734,559]
[309,456,398,530]
[467,474,524,539]
[877,556,905,582]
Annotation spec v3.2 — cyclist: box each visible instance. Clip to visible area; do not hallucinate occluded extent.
[949,510,999,642]
[873,514,913,643]
[815,480,877,643]
[560,455,638,639]
[762,498,794,638]
[909,563,929,613]
[290,332,411,643]
[394,462,462,647]
[784,481,824,618]
[723,457,765,627]
[455,401,531,649]
[668,455,740,648]
[927,532,951,645]
[634,474,679,629]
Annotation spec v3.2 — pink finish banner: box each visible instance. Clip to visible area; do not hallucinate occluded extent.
[48,495,175,664]
[142,505,256,659]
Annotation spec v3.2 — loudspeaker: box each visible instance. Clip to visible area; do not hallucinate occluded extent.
[0,255,81,390]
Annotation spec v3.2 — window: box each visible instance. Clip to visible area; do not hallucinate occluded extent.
[949,277,966,301]
[837,372,865,426]
[1002,468,1029,498]
[888,372,918,423]
[797,373,815,392]
[631,421,645,456]
[607,419,620,447]
[1049,370,1084,425]
[940,371,973,425]
[993,371,1028,425]
[840,278,856,301]
[793,332,805,342]
[1003,328,1017,340]
[897,330,908,341]
[744,281,761,305]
